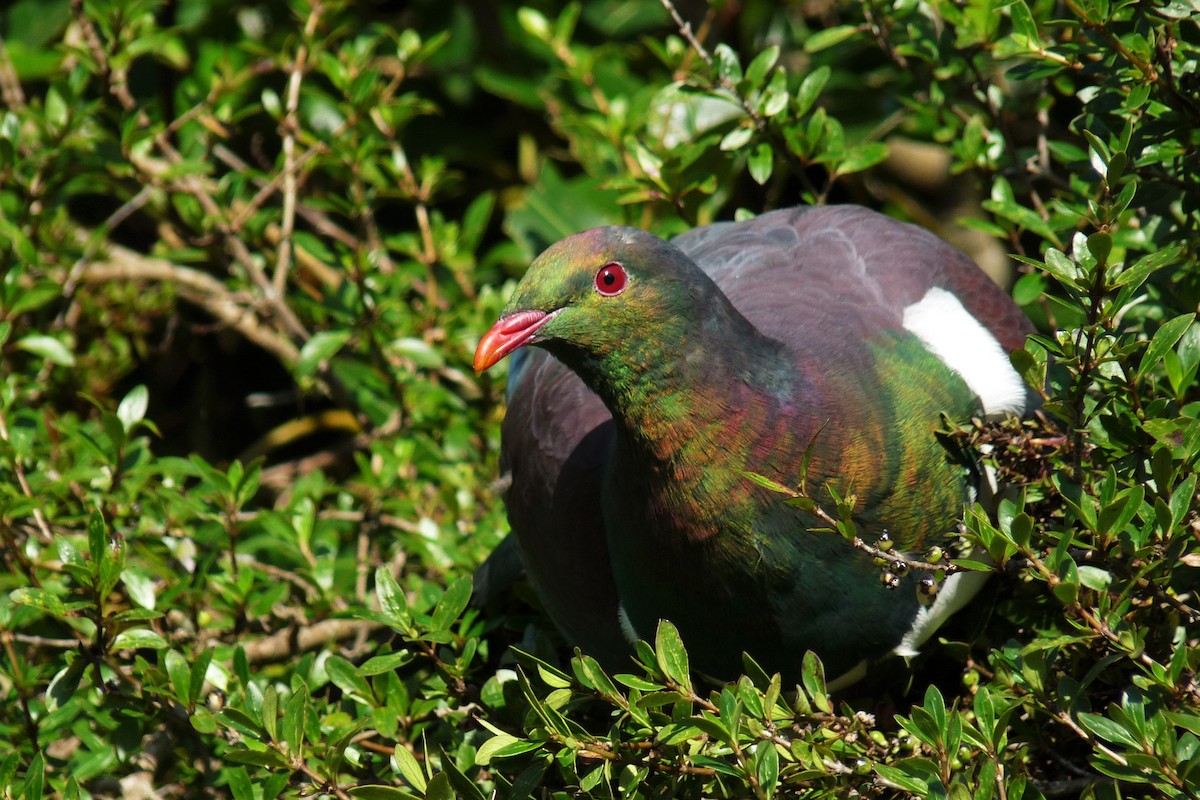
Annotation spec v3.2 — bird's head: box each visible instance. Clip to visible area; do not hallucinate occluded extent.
[474,226,713,373]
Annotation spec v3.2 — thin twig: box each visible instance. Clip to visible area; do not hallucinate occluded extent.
[8,633,79,649]
[658,0,712,66]
[0,37,26,110]
[274,1,324,296]
[57,185,156,316]
[240,618,383,664]
[79,243,301,365]
[1055,710,1130,767]
[71,1,313,345]
[750,474,963,576]
[0,412,54,545]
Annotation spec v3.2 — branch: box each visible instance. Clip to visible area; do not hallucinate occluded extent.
[274,1,325,296]
[0,411,54,545]
[742,471,963,577]
[0,37,25,110]
[78,243,300,365]
[658,0,712,67]
[240,618,383,664]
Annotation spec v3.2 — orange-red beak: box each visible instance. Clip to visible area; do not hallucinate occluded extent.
[473,310,556,372]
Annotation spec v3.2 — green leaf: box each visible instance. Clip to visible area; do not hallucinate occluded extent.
[16,334,75,366]
[392,744,427,792]
[875,761,934,794]
[713,43,743,83]
[261,684,279,743]
[260,86,281,118]
[923,684,948,736]
[218,708,265,741]
[88,508,108,565]
[226,767,254,800]
[985,180,1060,243]
[691,713,732,745]
[349,787,422,800]
[47,658,87,712]
[110,628,169,651]
[9,587,68,618]
[655,620,692,694]
[0,217,36,264]
[425,774,454,800]
[800,651,830,712]
[117,384,149,433]
[1169,474,1197,532]
[5,281,59,317]
[476,732,526,765]
[835,142,889,176]
[1139,314,1194,378]
[191,648,213,710]
[572,654,621,701]
[1011,272,1046,305]
[431,576,472,632]
[1010,0,1039,41]
[1077,565,1113,591]
[1040,248,1078,286]
[1098,484,1144,536]
[795,66,830,116]
[756,741,780,797]
[326,655,373,702]
[1086,232,1112,267]
[359,651,414,675]
[536,662,571,689]
[282,685,307,754]
[615,673,663,692]
[121,568,156,610]
[21,752,44,800]
[737,469,796,496]
[1166,711,1200,737]
[1112,244,1182,289]
[719,126,754,152]
[804,25,860,53]
[44,86,68,130]
[296,330,352,378]
[516,7,551,41]
[1079,712,1142,748]
[744,46,780,87]
[1053,556,1079,604]
[760,70,789,117]
[390,337,445,369]
[441,756,489,800]
[375,567,410,629]
[223,748,291,769]
[747,142,774,185]
[165,649,192,705]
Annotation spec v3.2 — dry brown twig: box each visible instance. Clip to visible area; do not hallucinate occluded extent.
[0,37,26,110]
[0,412,55,546]
[79,242,301,365]
[68,0,310,344]
[240,618,384,665]
[274,1,325,296]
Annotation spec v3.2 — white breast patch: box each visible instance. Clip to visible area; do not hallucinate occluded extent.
[902,287,1027,416]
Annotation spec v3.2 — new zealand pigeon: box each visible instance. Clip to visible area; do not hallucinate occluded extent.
[474,205,1032,682]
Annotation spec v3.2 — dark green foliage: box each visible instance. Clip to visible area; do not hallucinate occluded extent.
[0,0,1197,798]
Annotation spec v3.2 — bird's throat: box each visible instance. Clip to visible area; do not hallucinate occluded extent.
[583,313,808,548]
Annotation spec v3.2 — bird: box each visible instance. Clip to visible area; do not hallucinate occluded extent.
[473,205,1032,683]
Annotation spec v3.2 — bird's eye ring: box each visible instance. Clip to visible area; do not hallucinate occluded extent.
[594,262,628,297]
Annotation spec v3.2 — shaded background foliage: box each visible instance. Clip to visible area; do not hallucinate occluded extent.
[0,0,1198,798]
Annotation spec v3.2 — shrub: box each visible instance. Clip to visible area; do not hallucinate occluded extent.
[0,0,1196,798]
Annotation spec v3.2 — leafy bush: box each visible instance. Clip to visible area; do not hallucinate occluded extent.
[0,0,1197,798]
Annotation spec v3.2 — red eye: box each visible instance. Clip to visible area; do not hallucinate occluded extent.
[594,262,628,296]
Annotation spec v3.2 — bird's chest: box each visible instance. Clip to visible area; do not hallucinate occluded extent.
[600,443,872,676]
[603,409,800,553]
